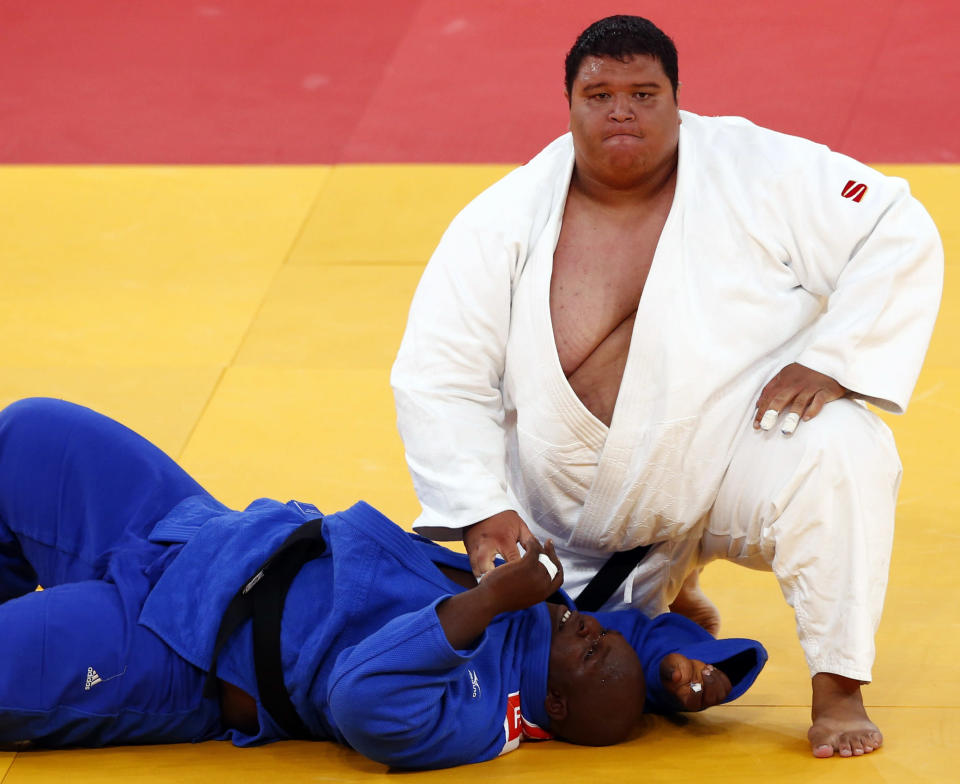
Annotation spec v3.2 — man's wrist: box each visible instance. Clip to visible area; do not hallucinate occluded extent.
[436,586,499,650]
[469,580,505,624]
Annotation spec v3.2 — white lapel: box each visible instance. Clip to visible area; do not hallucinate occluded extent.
[566,123,692,549]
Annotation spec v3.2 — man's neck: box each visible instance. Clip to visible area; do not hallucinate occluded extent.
[570,150,678,208]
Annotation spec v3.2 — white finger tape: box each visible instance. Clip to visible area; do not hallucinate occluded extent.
[781,412,801,435]
[538,553,558,580]
[759,409,779,431]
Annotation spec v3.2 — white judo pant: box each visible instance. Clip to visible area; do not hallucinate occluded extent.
[552,398,900,683]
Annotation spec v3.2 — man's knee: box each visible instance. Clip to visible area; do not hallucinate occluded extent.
[710,399,900,555]
[794,399,900,480]
[741,398,898,501]
[0,398,84,438]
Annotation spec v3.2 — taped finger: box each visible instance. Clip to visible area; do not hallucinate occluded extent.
[759,409,779,431]
[538,553,558,580]
[781,411,801,435]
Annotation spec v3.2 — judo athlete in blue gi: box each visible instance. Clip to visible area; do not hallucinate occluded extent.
[0,399,766,769]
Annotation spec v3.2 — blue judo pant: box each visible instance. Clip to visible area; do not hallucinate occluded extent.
[0,398,224,746]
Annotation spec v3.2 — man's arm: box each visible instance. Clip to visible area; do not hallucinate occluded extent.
[436,537,563,646]
[327,541,562,769]
[767,141,943,422]
[391,210,519,541]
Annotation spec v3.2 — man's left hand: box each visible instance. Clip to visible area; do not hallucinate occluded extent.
[660,653,732,711]
[753,363,848,435]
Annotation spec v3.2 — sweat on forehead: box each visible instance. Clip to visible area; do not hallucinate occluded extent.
[572,53,665,83]
[564,15,679,98]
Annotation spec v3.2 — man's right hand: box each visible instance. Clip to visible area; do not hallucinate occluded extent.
[476,538,564,614]
[463,510,534,578]
[436,537,563,651]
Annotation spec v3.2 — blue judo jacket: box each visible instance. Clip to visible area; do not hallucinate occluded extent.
[141,498,554,768]
[140,498,766,769]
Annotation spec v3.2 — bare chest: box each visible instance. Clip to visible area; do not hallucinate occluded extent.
[549,194,672,426]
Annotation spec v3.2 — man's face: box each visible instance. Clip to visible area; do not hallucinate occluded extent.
[566,54,680,188]
[546,605,644,744]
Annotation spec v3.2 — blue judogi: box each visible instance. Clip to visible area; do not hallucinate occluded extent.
[141,495,556,765]
[0,398,222,747]
[0,398,765,769]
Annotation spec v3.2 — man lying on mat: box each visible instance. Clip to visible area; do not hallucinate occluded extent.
[0,398,765,769]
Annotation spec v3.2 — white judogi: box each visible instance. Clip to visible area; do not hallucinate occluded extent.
[391,112,943,681]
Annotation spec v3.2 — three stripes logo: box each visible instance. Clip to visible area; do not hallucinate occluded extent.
[83,664,126,691]
[842,180,868,203]
[84,666,102,691]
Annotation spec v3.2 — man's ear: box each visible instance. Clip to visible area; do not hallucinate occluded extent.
[545,688,568,721]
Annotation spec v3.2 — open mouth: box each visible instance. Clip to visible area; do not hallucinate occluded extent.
[558,608,572,631]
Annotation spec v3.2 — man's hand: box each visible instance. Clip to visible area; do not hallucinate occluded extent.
[436,538,563,650]
[659,652,732,711]
[476,538,564,615]
[463,510,534,578]
[753,363,848,435]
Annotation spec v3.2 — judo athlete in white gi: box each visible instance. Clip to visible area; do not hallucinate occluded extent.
[391,15,944,759]
[0,398,766,769]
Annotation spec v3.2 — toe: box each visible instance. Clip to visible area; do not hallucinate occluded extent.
[808,726,837,758]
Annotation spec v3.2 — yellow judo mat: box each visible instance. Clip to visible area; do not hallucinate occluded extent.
[0,163,957,782]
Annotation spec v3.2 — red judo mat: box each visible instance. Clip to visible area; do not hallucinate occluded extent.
[0,0,957,164]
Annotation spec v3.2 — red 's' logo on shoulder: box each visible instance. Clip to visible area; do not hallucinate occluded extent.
[842,180,868,203]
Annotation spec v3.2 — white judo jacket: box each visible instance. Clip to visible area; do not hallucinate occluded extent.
[391,111,943,555]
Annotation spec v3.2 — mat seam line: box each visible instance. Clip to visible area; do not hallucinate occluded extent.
[175,169,334,460]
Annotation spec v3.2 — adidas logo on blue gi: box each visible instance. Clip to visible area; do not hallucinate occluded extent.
[84,667,102,691]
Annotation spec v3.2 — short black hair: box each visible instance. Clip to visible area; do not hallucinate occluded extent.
[564,15,679,100]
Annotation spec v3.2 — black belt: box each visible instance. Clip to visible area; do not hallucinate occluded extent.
[204,517,327,739]
[572,543,652,612]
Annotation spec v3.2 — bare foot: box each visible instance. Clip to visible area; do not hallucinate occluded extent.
[668,569,720,636]
[809,672,883,758]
